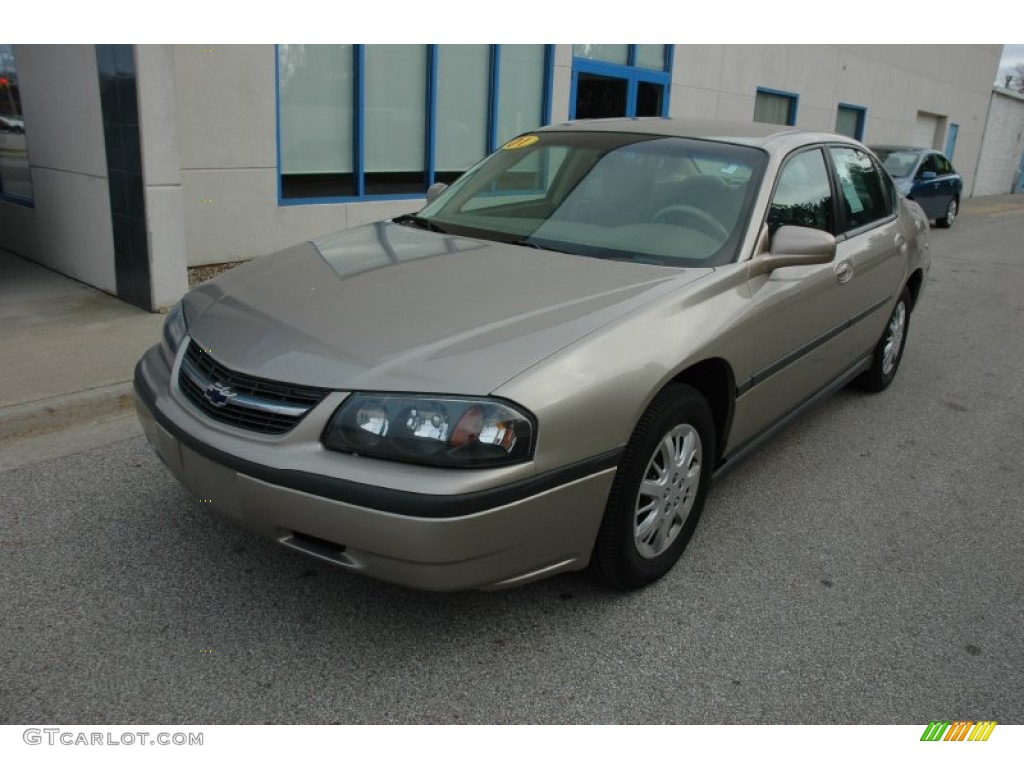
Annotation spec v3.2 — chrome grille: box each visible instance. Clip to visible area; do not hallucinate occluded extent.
[178,340,329,434]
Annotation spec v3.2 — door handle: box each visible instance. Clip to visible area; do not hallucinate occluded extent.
[895,233,907,249]
[835,260,853,284]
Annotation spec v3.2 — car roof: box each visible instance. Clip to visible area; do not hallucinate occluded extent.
[535,117,860,153]
[870,145,934,154]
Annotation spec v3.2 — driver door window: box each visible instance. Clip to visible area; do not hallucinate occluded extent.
[767,148,834,238]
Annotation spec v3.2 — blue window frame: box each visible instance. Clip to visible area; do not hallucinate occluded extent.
[569,45,672,120]
[277,44,554,205]
[835,102,866,141]
[754,87,799,127]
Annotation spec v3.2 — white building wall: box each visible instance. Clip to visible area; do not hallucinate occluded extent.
[550,45,573,124]
[1,45,116,292]
[973,88,1024,196]
[136,45,189,309]
[668,44,1001,193]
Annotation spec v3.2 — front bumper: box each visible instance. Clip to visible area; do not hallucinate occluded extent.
[133,343,617,591]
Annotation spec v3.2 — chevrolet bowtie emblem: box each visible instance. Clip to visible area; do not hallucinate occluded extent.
[203,382,235,408]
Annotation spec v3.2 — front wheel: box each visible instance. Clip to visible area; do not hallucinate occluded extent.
[935,196,958,228]
[857,287,911,392]
[590,384,716,590]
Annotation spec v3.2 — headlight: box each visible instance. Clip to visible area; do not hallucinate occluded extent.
[162,300,188,354]
[323,394,535,468]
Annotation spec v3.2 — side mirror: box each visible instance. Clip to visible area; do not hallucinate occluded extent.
[425,182,448,204]
[748,226,836,277]
[919,170,937,181]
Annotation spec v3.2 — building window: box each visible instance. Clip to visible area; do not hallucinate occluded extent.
[277,44,553,203]
[363,45,427,195]
[435,45,489,185]
[835,103,866,141]
[570,45,672,120]
[0,44,33,205]
[754,88,798,127]
[497,45,548,147]
[279,45,355,199]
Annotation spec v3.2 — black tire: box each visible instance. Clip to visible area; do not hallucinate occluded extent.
[935,196,958,228]
[857,287,911,392]
[590,383,716,590]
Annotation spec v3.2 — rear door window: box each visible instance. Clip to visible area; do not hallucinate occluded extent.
[828,146,893,232]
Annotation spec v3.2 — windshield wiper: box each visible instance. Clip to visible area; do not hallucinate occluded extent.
[514,239,574,255]
[394,214,448,234]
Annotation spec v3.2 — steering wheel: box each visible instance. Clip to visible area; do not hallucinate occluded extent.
[652,204,730,240]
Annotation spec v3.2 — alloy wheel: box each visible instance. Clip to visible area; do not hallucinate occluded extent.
[881,300,906,376]
[634,424,702,559]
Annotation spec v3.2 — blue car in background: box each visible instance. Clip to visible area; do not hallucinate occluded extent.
[870,146,963,228]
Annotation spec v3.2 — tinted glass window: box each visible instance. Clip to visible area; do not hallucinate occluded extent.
[754,90,796,126]
[934,154,954,174]
[768,148,833,237]
[496,45,546,146]
[917,154,940,177]
[828,146,892,231]
[874,155,897,211]
[875,149,918,178]
[277,45,550,200]
[834,106,863,139]
[0,43,32,202]
[418,133,769,267]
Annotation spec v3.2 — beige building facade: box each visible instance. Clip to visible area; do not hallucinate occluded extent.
[0,44,1004,310]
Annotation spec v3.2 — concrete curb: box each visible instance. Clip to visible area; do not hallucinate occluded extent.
[0,382,137,443]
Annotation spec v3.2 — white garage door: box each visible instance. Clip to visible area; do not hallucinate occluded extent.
[913,113,939,149]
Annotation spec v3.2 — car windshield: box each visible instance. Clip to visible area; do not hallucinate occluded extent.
[874,149,919,178]
[415,131,768,268]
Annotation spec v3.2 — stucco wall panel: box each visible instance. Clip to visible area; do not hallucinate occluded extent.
[180,169,415,266]
[551,61,572,124]
[14,45,107,178]
[717,45,789,98]
[174,45,276,171]
[30,168,116,292]
[671,46,724,91]
[0,45,116,293]
[783,46,839,111]
[668,85,720,120]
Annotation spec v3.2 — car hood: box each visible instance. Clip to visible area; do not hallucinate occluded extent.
[182,221,712,395]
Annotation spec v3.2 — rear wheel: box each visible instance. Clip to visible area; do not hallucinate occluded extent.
[857,287,911,392]
[935,196,958,228]
[590,384,715,589]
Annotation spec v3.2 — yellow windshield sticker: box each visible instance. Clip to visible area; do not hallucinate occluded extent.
[502,135,539,150]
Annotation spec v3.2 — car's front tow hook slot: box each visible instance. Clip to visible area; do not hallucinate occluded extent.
[281,531,355,567]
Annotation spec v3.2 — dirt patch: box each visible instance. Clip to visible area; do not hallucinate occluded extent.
[188,261,247,289]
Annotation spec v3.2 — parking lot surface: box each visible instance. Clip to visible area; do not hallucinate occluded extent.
[1,196,1022,724]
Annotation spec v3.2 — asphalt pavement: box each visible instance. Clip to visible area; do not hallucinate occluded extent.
[1,196,1022,724]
